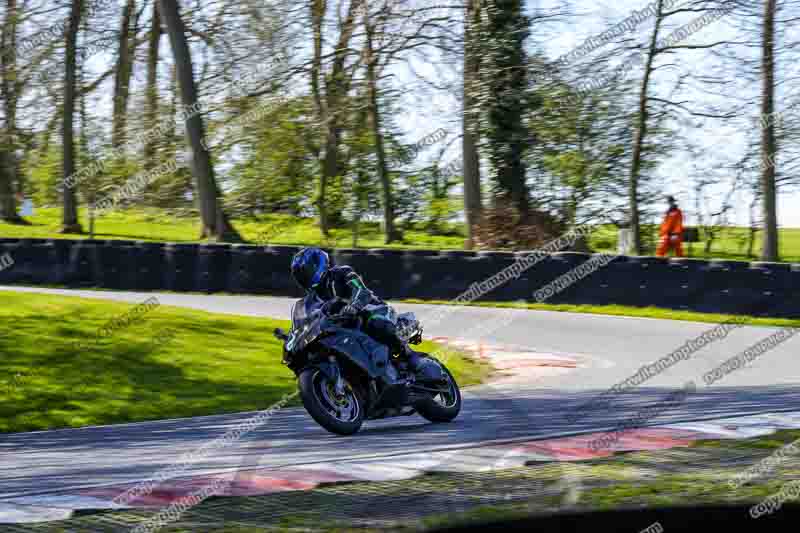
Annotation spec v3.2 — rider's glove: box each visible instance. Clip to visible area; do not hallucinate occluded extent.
[340,304,358,317]
[321,299,340,316]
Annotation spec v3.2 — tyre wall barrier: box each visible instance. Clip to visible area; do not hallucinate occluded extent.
[0,239,797,318]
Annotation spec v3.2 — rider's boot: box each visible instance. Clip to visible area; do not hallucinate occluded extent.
[400,344,422,372]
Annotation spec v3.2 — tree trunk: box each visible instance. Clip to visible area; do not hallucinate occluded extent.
[144,0,161,169]
[168,61,178,145]
[747,194,759,259]
[482,0,529,217]
[352,168,368,248]
[628,0,664,255]
[112,0,137,148]
[0,151,16,221]
[310,0,363,236]
[365,18,399,244]
[319,128,338,235]
[0,0,22,222]
[309,0,329,234]
[760,0,779,261]
[61,0,83,233]
[79,31,95,238]
[462,0,482,248]
[158,0,241,241]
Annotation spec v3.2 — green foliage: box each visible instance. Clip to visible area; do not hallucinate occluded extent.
[528,88,632,225]
[23,135,191,214]
[392,163,461,234]
[225,97,317,217]
[25,144,61,206]
[474,0,532,210]
[90,156,143,202]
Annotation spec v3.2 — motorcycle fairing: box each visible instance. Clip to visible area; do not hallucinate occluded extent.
[286,315,325,354]
[318,327,391,380]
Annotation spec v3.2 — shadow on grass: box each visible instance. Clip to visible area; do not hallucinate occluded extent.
[0,299,296,434]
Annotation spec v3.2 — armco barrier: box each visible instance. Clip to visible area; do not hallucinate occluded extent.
[0,238,797,318]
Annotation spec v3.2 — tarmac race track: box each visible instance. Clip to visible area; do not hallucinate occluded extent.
[1,286,799,523]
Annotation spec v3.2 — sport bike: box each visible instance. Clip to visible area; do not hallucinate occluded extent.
[273,299,461,435]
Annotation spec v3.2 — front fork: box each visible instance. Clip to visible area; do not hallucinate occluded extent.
[330,355,345,396]
[302,355,344,393]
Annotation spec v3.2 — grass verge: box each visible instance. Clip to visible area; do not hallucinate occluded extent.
[0,207,465,250]
[3,207,800,262]
[0,291,490,433]
[402,299,800,329]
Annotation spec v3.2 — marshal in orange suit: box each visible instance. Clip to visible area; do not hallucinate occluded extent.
[656,196,684,257]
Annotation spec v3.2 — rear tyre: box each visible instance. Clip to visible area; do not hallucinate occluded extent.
[298,368,364,435]
[415,360,462,423]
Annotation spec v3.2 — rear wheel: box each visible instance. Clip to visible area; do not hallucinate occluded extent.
[298,368,364,435]
[415,360,462,423]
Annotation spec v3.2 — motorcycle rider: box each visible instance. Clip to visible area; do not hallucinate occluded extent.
[290,247,422,373]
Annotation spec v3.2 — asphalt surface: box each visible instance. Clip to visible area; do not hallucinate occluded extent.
[1,286,799,503]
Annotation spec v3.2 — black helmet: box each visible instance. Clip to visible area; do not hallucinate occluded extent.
[291,247,331,291]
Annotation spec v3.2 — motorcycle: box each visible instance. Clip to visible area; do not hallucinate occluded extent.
[273,299,462,435]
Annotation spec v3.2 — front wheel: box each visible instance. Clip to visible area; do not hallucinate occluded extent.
[298,368,364,435]
[415,360,462,423]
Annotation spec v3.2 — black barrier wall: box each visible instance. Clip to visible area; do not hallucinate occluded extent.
[0,238,797,318]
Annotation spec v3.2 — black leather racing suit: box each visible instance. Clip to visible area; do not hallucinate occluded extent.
[302,265,416,363]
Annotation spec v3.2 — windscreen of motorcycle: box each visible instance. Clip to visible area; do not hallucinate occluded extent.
[292,295,323,330]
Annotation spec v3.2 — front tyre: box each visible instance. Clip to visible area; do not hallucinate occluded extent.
[415,360,462,423]
[298,368,364,435]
